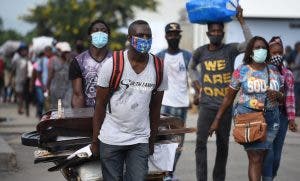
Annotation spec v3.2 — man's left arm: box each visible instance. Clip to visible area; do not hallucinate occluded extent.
[149,59,168,155]
[149,91,164,155]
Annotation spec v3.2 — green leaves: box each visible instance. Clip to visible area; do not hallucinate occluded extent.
[21,0,157,50]
[0,17,23,45]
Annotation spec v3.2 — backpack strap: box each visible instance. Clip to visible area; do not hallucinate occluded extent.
[108,50,124,113]
[109,51,124,91]
[151,54,163,94]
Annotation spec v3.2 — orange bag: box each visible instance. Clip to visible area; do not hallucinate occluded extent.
[233,111,267,144]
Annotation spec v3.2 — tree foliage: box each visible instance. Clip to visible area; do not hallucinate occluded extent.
[0,17,24,45]
[22,0,158,50]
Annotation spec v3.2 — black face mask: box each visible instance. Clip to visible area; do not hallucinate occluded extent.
[207,33,224,45]
[167,38,180,50]
[270,55,284,66]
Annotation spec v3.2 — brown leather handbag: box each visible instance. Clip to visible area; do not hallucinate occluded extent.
[232,65,270,144]
[232,111,267,143]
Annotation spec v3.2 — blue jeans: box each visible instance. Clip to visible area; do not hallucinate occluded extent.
[35,87,44,118]
[262,111,289,181]
[99,141,149,181]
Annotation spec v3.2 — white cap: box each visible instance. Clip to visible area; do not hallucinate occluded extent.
[55,42,71,52]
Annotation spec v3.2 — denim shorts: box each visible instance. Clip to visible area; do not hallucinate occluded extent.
[234,106,280,150]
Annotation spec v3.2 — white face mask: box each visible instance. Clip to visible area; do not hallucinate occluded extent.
[91,31,108,48]
[252,48,267,63]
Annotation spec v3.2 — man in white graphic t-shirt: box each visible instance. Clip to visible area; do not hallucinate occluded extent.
[91,20,168,181]
[156,22,192,180]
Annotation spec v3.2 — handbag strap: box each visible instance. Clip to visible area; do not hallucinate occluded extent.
[264,65,270,111]
[266,64,270,87]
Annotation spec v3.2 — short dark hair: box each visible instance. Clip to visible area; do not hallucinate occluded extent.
[128,20,149,35]
[207,22,224,31]
[88,19,110,35]
[243,36,270,65]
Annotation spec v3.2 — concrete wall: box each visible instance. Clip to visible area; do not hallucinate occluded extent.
[225,18,300,50]
[225,18,300,68]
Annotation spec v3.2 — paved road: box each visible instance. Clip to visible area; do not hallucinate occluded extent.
[1,103,300,181]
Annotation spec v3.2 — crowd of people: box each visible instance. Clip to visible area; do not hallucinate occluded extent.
[0,39,84,118]
[0,4,299,181]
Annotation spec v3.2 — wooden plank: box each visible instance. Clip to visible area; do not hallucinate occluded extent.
[157,128,197,136]
[50,108,94,119]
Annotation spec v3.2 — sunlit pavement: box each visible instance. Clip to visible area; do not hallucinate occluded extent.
[1,103,299,181]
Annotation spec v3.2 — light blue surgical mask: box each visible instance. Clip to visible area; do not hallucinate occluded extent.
[91,31,108,48]
[131,36,152,53]
[252,48,267,63]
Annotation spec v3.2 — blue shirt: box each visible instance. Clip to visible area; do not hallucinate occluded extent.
[36,56,49,85]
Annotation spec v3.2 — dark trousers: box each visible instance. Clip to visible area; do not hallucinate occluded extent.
[195,106,232,181]
[99,141,149,181]
[23,78,31,116]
